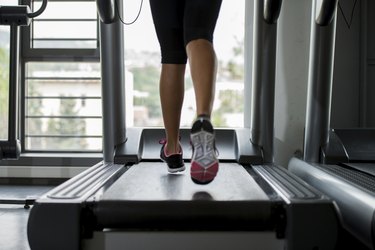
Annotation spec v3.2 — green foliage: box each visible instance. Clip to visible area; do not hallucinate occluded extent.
[0,47,9,139]
[26,84,43,148]
[212,112,225,127]
[227,60,244,80]
[46,97,87,150]
[224,38,244,80]
[212,89,244,127]
[217,90,244,113]
[130,65,161,119]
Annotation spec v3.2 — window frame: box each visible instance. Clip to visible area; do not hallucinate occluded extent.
[0,0,102,166]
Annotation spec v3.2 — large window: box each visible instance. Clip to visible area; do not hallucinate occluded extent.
[21,0,100,153]
[3,0,246,155]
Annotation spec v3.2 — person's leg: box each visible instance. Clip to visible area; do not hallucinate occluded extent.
[150,0,187,172]
[186,39,217,117]
[159,64,186,154]
[184,0,222,184]
[184,0,222,117]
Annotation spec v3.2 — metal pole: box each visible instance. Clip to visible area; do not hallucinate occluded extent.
[8,24,19,143]
[99,2,126,163]
[303,0,338,163]
[244,0,254,129]
[250,0,280,164]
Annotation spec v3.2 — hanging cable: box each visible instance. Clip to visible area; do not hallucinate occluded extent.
[27,0,48,18]
[115,0,144,25]
[338,0,358,29]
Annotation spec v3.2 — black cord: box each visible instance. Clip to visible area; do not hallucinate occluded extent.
[115,0,144,25]
[338,0,358,29]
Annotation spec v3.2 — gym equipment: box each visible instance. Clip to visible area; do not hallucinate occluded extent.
[289,0,375,248]
[27,1,338,249]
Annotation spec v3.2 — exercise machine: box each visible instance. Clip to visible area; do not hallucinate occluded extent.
[27,1,338,249]
[289,0,375,248]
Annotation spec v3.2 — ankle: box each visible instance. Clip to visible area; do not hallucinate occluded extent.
[196,114,211,121]
[165,142,181,156]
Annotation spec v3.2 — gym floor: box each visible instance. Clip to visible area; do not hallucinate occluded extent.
[0,185,54,250]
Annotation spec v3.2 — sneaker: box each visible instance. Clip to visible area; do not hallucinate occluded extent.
[190,117,219,184]
[159,139,185,173]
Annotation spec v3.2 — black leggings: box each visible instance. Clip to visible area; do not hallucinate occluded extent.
[149,0,222,64]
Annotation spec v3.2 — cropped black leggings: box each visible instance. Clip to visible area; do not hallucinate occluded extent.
[149,0,222,64]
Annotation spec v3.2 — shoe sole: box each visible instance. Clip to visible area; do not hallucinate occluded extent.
[190,130,219,184]
[167,165,186,173]
[160,157,185,173]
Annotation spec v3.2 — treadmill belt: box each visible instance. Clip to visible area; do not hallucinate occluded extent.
[342,163,375,177]
[101,162,269,201]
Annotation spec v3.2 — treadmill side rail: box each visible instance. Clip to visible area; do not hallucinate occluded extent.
[28,202,82,250]
[253,164,339,250]
[27,162,127,250]
[289,157,375,249]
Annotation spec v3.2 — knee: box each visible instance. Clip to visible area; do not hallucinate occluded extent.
[186,39,213,53]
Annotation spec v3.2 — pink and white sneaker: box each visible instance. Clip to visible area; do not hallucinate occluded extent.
[190,117,219,184]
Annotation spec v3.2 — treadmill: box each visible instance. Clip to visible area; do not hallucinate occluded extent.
[288,0,375,249]
[27,1,338,249]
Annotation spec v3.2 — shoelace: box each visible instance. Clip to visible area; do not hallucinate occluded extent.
[158,136,182,146]
[158,138,167,145]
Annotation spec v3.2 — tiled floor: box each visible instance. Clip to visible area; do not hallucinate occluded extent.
[0,186,54,250]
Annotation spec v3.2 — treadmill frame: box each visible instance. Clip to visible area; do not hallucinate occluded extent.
[27,0,339,249]
[289,0,375,248]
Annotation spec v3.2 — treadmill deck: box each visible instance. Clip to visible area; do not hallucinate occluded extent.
[101,162,269,202]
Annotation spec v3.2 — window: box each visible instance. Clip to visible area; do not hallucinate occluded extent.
[123,0,245,128]
[4,0,247,156]
[21,0,101,153]
[30,0,97,49]
[25,62,102,152]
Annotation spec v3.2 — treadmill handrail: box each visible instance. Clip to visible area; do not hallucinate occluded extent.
[251,0,282,164]
[315,0,338,26]
[303,0,338,163]
[96,0,115,24]
[264,0,282,24]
